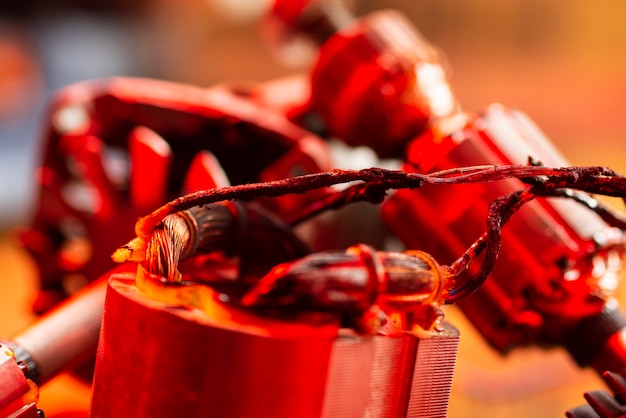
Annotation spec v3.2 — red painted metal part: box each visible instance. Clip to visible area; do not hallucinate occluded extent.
[21,77,332,315]
[383,105,624,350]
[309,10,457,158]
[91,272,339,418]
[10,263,135,386]
[90,271,459,418]
[0,344,38,418]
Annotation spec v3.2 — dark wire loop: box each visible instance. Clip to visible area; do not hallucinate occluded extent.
[445,189,533,304]
[445,179,626,304]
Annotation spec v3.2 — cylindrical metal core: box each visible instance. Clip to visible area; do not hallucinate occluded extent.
[90,271,459,418]
[90,273,339,418]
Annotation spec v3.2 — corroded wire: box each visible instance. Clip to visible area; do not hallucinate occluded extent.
[128,164,626,304]
[135,165,616,237]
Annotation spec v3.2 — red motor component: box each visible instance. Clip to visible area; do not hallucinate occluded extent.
[266,2,458,157]
[383,105,625,361]
[90,267,460,418]
[11,4,626,416]
[0,343,39,418]
[91,271,338,418]
[20,77,332,315]
[309,10,458,158]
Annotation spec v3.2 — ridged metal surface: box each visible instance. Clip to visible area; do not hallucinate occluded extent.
[364,335,415,418]
[322,324,459,418]
[321,333,376,418]
[407,323,460,418]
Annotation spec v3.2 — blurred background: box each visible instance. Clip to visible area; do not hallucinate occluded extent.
[1,0,626,417]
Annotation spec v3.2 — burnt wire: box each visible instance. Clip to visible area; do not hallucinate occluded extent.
[131,164,626,304]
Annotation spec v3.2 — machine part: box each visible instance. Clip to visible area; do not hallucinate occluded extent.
[266,3,458,155]
[21,77,331,314]
[91,272,339,418]
[90,271,459,418]
[13,7,626,415]
[242,244,452,333]
[3,263,135,387]
[0,343,40,418]
[115,201,310,284]
[321,324,459,418]
[566,371,626,418]
[565,305,626,372]
[4,199,308,393]
[383,105,625,355]
[309,9,459,158]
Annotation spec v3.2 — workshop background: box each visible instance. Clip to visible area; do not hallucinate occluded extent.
[1,0,626,417]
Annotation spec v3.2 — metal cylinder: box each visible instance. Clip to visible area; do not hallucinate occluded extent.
[90,270,459,418]
[90,272,339,418]
[7,264,134,386]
